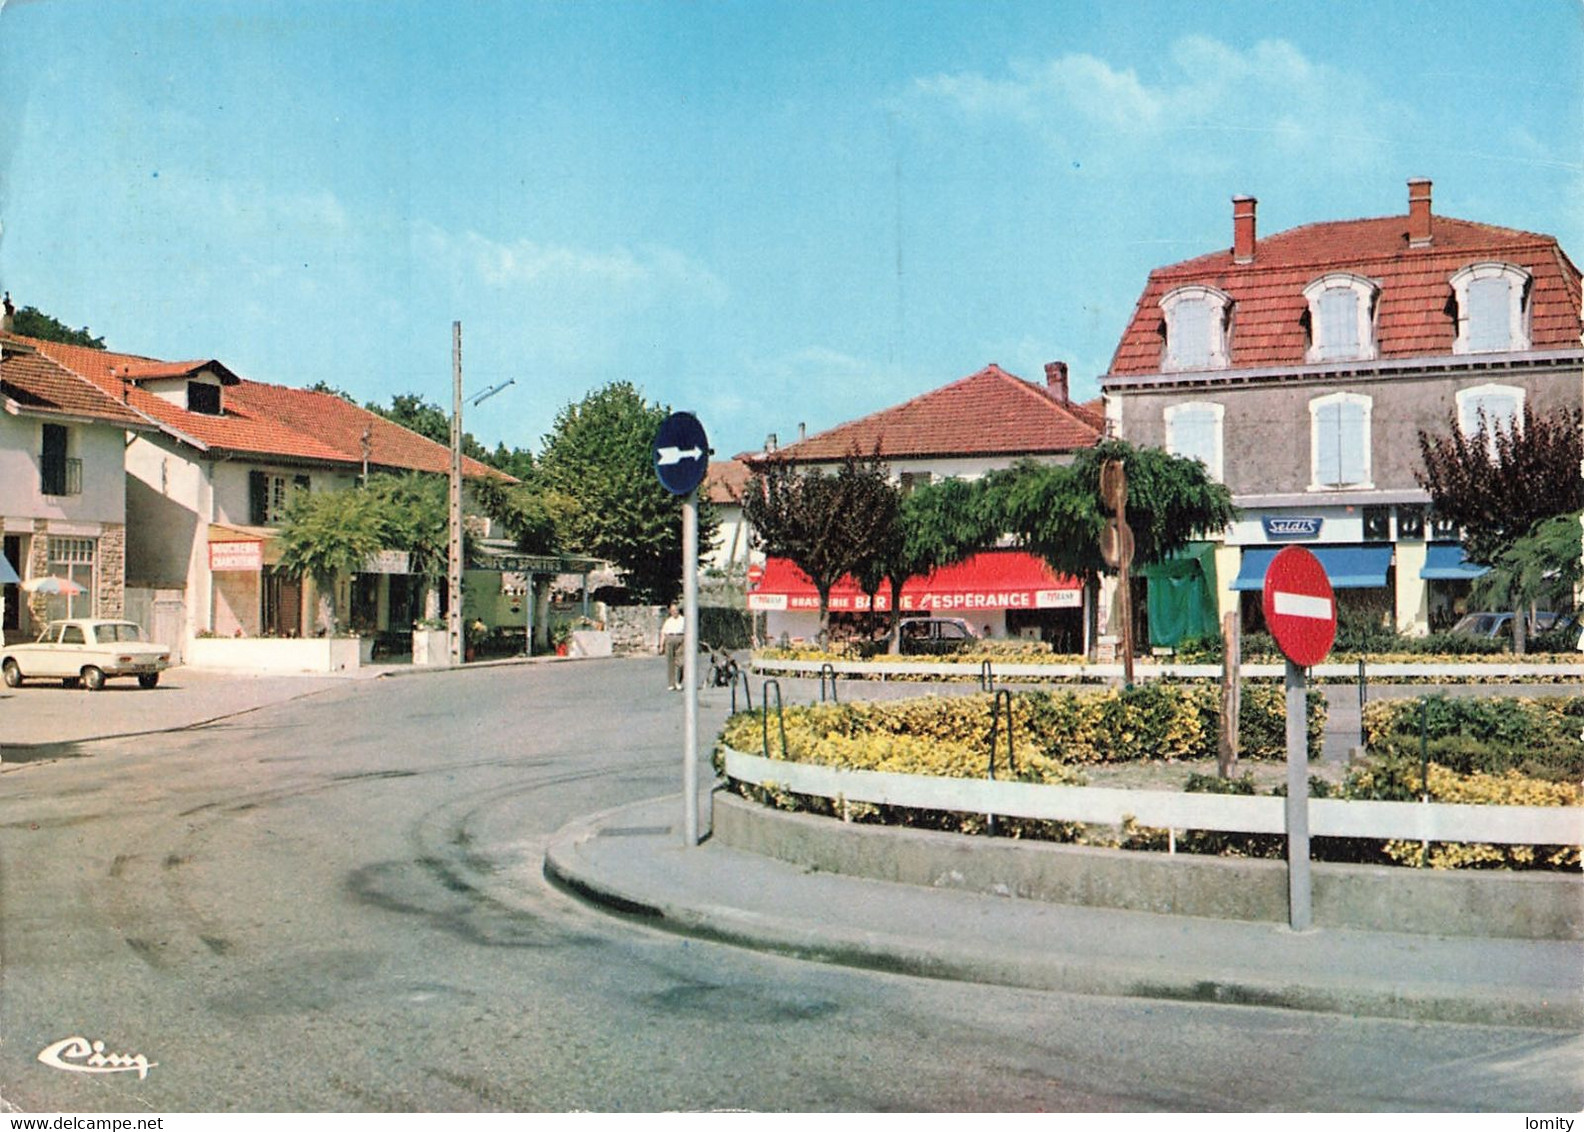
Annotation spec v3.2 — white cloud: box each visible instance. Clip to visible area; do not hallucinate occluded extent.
[910,35,1407,168]
[413,222,727,305]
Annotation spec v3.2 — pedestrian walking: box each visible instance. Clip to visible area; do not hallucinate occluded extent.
[660,605,685,690]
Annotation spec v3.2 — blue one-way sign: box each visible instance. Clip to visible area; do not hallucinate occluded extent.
[653,412,710,496]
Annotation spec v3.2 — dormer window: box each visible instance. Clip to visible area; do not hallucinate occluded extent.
[1159,285,1231,372]
[1303,273,1379,363]
[187,380,222,415]
[1450,262,1531,354]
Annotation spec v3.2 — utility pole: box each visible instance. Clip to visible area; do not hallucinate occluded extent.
[448,322,464,666]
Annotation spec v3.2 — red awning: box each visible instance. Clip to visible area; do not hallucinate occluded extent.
[747,551,1082,613]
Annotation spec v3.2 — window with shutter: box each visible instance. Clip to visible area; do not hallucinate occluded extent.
[1159,286,1231,372]
[40,424,69,496]
[1303,274,1378,363]
[249,470,270,525]
[1456,383,1524,457]
[1309,392,1372,489]
[1164,402,1223,481]
[1451,263,1531,354]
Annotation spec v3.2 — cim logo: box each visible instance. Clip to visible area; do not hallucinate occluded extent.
[1262,516,1323,540]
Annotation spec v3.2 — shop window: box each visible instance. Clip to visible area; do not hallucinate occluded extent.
[1396,505,1425,541]
[45,536,95,619]
[1309,391,1372,489]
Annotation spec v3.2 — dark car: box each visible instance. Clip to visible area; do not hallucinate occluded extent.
[897,617,981,655]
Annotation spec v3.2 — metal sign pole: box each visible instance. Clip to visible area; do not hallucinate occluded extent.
[1285,658,1312,931]
[682,488,700,846]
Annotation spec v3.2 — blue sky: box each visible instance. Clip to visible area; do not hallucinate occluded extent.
[1,0,1579,460]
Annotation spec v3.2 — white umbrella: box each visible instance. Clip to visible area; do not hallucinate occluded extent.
[21,575,85,616]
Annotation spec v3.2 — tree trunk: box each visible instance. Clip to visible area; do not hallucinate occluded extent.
[887,579,905,656]
[1512,602,1527,656]
[314,573,338,636]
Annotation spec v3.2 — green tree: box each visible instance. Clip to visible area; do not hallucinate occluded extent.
[358,391,541,478]
[744,449,899,632]
[537,382,714,604]
[1417,404,1584,563]
[362,474,451,621]
[305,380,360,402]
[472,474,558,557]
[859,477,1000,653]
[1418,404,1584,653]
[10,304,106,349]
[985,439,1237,579]
[1469,512,1584,652]
[275,486,388,635]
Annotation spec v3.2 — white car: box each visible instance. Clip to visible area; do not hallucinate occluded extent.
[2,619,171,690]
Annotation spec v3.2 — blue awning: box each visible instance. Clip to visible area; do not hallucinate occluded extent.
[1421,543,1489,580]
[0,554,18,586]
[1230,545,1393,591]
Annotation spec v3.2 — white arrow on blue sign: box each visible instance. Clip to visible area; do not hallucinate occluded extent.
[652,412,710,495]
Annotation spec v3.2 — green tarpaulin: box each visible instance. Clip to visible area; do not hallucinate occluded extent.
[1140,542,1219,647]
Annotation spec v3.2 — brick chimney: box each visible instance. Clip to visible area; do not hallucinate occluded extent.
[1043,361,1070,404]
[1408,178,1433,247]
[1232,196,1257,263]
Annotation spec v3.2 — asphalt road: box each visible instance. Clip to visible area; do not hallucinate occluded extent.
[0,658,1578,1112]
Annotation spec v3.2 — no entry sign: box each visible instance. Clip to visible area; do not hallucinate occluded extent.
[1262,546,1336,667]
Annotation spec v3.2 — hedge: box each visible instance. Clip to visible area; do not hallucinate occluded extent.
[1362,694,1584,782]
[718,683,1323,770]
[718,691,1580,870]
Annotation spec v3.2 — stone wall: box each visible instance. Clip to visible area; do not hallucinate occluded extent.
[97,523,126,619]
[603,605,755,654]
[605,605,663,654]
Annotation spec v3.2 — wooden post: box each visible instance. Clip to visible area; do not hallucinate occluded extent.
[1219,609,1240,778]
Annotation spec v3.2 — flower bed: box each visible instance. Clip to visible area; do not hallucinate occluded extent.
[717,689,1582,870]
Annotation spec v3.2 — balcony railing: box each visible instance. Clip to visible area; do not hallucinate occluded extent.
[41,456,82,497]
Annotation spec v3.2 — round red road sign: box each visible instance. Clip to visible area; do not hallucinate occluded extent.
[1261,546,1337,667]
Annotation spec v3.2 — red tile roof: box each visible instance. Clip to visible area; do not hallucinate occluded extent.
[5,334,505,479]
[703,458,751,505]
[0,341,151,427]
[1108,210,1584,377]
[769,364,1103,463]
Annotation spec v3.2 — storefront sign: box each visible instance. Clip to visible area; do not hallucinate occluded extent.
[209,541,263,572]
[1262,516,1323,540]
[362,550,411,575]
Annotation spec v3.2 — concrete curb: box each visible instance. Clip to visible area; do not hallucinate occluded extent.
[542,800,1584,1030]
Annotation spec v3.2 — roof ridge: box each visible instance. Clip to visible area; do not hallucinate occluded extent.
[0,340,161,429]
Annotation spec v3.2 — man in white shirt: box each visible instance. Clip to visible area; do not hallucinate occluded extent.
[659,605,685,690]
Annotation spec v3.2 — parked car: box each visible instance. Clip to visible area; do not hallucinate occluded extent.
[897,616,981,655]
[1,619,171,690]
[1449,611,1577,644]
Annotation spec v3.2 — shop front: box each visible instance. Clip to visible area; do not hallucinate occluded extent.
[748,550,1084,647]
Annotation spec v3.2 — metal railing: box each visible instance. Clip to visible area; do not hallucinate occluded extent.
[760,678,787,759]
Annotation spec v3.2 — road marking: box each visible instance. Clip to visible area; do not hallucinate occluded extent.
[1274,592,1332,620]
